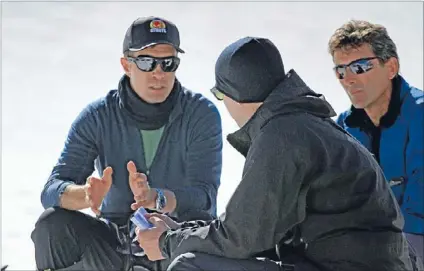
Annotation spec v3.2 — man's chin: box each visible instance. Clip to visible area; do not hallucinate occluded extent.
[144,91,172,104]
[352,104,365,109]
[147,95,169,104]
[351,100,368,110]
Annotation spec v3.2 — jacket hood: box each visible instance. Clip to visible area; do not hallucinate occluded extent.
[227,70,336,156]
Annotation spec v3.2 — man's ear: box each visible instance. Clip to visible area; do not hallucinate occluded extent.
[385,57,399,80]
[120,57,131,77]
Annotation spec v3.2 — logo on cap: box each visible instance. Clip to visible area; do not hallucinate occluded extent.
[150,20,167,33]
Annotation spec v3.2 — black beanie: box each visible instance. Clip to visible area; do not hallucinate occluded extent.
[213,37,286,103]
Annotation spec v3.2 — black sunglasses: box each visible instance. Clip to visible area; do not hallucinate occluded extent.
[334,57,379,79]
[210,87,225,101]
[127,55,180,72]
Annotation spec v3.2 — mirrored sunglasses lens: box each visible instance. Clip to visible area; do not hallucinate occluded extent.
[136,58,156,72]
[160,58,179,72]
[350,60,373,75]
[335,67,346,79]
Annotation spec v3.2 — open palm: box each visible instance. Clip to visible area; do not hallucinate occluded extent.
[86,167,113,215]
[127,161,154,209]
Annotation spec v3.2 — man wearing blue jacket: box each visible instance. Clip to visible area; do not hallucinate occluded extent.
[30,16,222,271]
[330,20,423,262]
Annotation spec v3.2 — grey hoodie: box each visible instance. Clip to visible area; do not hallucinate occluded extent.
[159,70,412,271]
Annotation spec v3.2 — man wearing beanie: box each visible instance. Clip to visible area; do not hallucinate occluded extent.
[136,37,413,271]
[31,16,222,271]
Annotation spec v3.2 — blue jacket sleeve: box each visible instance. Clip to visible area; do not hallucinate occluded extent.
[172,100,223,219]
[403,98,424,219]
[41,105,100,209]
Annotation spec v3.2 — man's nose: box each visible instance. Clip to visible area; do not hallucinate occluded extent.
[152,64,165,79]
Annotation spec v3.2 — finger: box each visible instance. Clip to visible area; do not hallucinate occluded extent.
[145,213,165,220]
[85,190,91,202]
[88,176,102,185]
[137,172,148,182]
[135,227,141,235]
[86,176,92,185]
[86,183,92,195]
[134,177,148,186]
[127,162,148,182]
[134,195,146,202]
[102,167,113,183]
[131,199,150,210]
[146,254,155,261]
[85,194,92,207]
[148,216,165,225]
[132,173,148,186]
[87,196,92,206]
[131,201,143,210]
[131,178,150,197]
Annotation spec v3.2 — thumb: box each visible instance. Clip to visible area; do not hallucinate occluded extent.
[145,213,164,220]
[135,227,141,235]
[127,161,138,175]
[149,216,167,227]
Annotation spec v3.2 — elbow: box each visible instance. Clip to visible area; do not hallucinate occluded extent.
[174,188,216,221]
[197,186,217,216]
[40,186,55,210]
[40,178,69,210]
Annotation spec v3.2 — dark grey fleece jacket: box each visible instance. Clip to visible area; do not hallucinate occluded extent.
[159,70,412,271]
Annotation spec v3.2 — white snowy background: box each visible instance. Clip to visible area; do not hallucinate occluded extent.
[2,1,423,269]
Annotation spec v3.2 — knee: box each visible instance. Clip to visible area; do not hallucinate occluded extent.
[36,207,80,226]
[32,207,82,238]
[167,252,201,271]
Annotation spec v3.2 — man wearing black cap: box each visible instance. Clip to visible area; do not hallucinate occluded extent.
[135,37,413,271]
[30,16,222,271]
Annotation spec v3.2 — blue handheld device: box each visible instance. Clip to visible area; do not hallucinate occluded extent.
[130,207,154,230]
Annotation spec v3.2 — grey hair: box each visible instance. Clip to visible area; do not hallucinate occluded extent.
[328,20,399,64]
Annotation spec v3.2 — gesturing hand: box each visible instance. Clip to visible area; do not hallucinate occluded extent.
[127,161,157,210]
[85,167,113,215]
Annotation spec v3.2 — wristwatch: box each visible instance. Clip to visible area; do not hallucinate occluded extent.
[155,188,167,211]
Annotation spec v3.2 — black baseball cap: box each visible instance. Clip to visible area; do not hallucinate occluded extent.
[123,16,185,54]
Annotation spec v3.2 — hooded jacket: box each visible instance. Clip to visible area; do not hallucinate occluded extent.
[159,70,412,271]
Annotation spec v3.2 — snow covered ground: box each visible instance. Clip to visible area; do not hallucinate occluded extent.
[2,1,423,269]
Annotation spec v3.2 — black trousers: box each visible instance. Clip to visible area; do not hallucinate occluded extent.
[31,207,166,271]
[167,252,323,271]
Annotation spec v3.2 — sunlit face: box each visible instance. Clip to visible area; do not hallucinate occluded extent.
[222,95,246,127]
[211,88,261,128]
[222,96,262,128]
[333,43,397,109]
[120,44,178,104]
